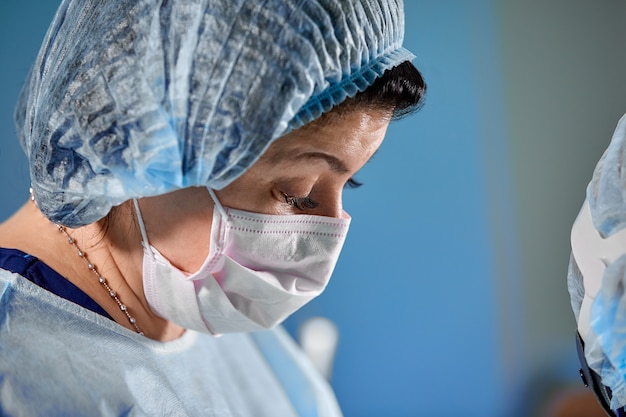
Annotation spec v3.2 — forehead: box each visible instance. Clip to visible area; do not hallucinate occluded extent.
[263,109,391,167]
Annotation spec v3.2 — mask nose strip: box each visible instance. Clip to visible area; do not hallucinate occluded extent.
[207,188,228,218]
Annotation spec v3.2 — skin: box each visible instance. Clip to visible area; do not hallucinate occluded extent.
[0,107,390,342]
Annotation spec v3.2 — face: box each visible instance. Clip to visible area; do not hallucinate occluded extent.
[216,108,391,218]
[140,108,391,272]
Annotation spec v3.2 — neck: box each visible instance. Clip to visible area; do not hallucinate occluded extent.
[0,201,185,342]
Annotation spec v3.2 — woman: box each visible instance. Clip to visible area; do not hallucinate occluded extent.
[0,0,425,415]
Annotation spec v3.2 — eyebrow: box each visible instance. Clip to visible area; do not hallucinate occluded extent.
[273,150,350,174]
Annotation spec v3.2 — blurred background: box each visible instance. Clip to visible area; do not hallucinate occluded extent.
[2,1,626,416]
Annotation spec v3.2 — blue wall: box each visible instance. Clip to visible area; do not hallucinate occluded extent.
[284,2,515,416]
[0,1,59,219]
[0,2,518,416]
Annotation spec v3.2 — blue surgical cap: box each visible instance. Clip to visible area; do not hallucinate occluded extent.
[16,0,414,227]
[568,114,626,408]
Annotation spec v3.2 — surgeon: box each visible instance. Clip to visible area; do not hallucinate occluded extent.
[0,0,425,415]
[569,114,626,416]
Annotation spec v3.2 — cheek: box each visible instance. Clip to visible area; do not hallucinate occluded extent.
[169,220,214,273]
[140,188,215,273]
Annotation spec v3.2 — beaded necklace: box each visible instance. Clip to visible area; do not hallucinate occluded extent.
[31,189,143,335]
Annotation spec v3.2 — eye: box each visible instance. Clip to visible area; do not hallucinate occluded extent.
[344,178,363,189]
[283,193,319,210]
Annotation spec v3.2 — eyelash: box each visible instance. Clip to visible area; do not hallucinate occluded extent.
[282,178,362,211]
[345,178,362,189]
[284,193,319,210]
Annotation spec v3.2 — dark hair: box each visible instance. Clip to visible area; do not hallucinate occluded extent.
[326,60,426,122]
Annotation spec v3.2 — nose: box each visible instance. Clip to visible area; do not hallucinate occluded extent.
[316,189,346,219]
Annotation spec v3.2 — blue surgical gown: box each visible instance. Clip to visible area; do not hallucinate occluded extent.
[0,267,342,416]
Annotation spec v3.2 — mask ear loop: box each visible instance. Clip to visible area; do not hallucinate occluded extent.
[207,188,228,219]
[133,199,154,259]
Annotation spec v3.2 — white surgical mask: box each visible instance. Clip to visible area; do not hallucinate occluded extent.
[134,189,350,335]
